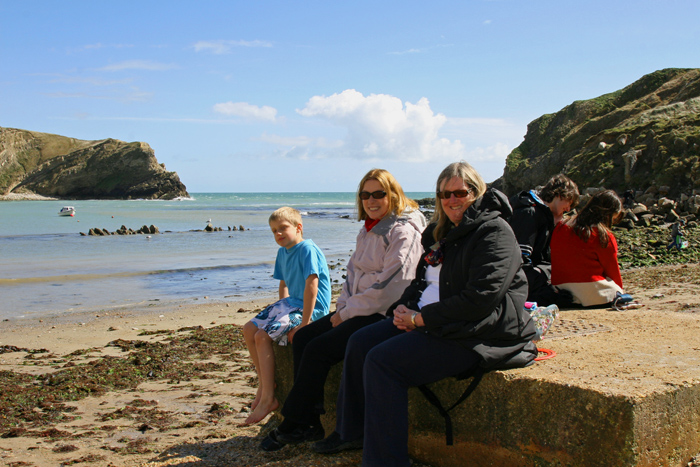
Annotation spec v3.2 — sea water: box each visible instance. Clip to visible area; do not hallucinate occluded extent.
[0,193,432,320]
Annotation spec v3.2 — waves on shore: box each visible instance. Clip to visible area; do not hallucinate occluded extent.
[0,262,278,286]
[0,256,349,321]
[0,263,277,320]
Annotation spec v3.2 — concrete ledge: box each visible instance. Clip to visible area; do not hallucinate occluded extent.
[273,308,700,466]
[407,373,700,467]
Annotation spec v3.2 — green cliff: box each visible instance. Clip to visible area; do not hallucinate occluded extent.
[500,68,700,197]
[0,127,188,200]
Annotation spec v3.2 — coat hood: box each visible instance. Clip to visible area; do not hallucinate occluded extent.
[448,188,512,240]
[510,189,545,211]
[372,207,427,236]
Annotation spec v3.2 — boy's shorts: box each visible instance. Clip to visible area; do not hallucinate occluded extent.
[249,298,302,346]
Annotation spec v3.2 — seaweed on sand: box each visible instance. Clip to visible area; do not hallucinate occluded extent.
[0,324,248,431]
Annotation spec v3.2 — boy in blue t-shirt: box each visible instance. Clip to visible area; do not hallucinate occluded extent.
[242,206,331,425]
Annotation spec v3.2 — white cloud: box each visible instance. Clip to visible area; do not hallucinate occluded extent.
[466,142,512,162]
[45,88,152,102]
[213,102,277,122]
[56,116,259,123]
[442,117,524,163]
[97,60,177,72]
[389,48,424,55]
[257,134,312,146]
[443,117,524,139]
[66,43,134,54]
[50,76,134,86]
[192,40,273,54]
[257,133,343,149]
[388,44,453,55]
[295,89,465,162]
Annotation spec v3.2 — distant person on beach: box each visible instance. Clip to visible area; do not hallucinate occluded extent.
[508,174,579,307]
[242,206,331,425]
[667,220,688,250]
[312,161,537,466]
[550,190,624,307]
[259,169,426,452]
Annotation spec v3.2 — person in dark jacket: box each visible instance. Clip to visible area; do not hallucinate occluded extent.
[312,161,538,467]
[508,174,579,306]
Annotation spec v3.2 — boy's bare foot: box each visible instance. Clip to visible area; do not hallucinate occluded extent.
[251,387,263,411]
[242,398,279,426]
[251,383,276,411]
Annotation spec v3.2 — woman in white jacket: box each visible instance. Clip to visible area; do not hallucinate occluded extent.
[260,168,426,451]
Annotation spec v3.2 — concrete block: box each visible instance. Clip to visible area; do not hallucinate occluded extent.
[273,308,700,466]
[407,373,700,467]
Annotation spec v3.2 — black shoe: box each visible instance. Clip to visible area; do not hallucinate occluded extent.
[259,429,286,452]
[312,431,363,454]
[275,423,324,445]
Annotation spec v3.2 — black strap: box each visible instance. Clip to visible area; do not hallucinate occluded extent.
[417,368,484,445]
[416,224,522,445]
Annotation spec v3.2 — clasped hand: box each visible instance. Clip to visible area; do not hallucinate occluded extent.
[393,304,418,331]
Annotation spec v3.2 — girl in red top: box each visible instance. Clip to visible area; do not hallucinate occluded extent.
[551,190,624,307]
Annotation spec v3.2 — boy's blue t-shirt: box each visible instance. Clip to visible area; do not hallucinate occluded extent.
[273,239,331,321]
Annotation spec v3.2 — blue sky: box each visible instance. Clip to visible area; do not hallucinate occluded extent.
[1,1,698,193]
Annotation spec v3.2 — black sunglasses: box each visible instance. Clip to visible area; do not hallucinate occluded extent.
[436,188,472,199]
[359,190,387,200]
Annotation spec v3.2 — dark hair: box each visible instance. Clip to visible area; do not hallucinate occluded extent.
[540,174,580,207]
[568,190,622,247]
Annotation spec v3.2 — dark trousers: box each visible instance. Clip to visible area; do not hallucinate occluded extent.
[335,319,480,467]
[280,311,384,426]
[524,264,573,307]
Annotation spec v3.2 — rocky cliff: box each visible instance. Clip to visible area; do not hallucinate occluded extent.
[498,68,700,198]
[0,127,189,200]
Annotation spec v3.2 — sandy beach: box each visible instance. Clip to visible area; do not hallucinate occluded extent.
[0,294,377,467]
[2,264,700,467]
[0,298,258,466]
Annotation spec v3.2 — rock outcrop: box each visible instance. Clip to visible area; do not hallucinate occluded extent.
[0,127,188,200]
[498,68,700,198]
[80,225,161,236]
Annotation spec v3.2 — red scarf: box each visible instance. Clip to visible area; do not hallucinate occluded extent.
[365,218,380,232]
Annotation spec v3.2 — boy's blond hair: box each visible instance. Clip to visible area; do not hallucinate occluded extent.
[269,206,303,232]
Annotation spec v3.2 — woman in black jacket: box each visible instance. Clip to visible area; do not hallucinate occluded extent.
[312,161,538,467]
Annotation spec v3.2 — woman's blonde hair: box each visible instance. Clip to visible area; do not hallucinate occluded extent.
[356,168,418,221]
[432,161,486,241]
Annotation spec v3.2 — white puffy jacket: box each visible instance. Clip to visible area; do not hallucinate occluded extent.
[336,209,426,321]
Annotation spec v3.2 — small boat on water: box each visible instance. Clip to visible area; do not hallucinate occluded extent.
[59,206,76,217]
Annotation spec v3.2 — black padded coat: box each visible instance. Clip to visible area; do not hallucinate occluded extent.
[388,188,537,369]
[508,189,554,271]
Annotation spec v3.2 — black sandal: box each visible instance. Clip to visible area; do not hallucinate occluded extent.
[259,429,286,452]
